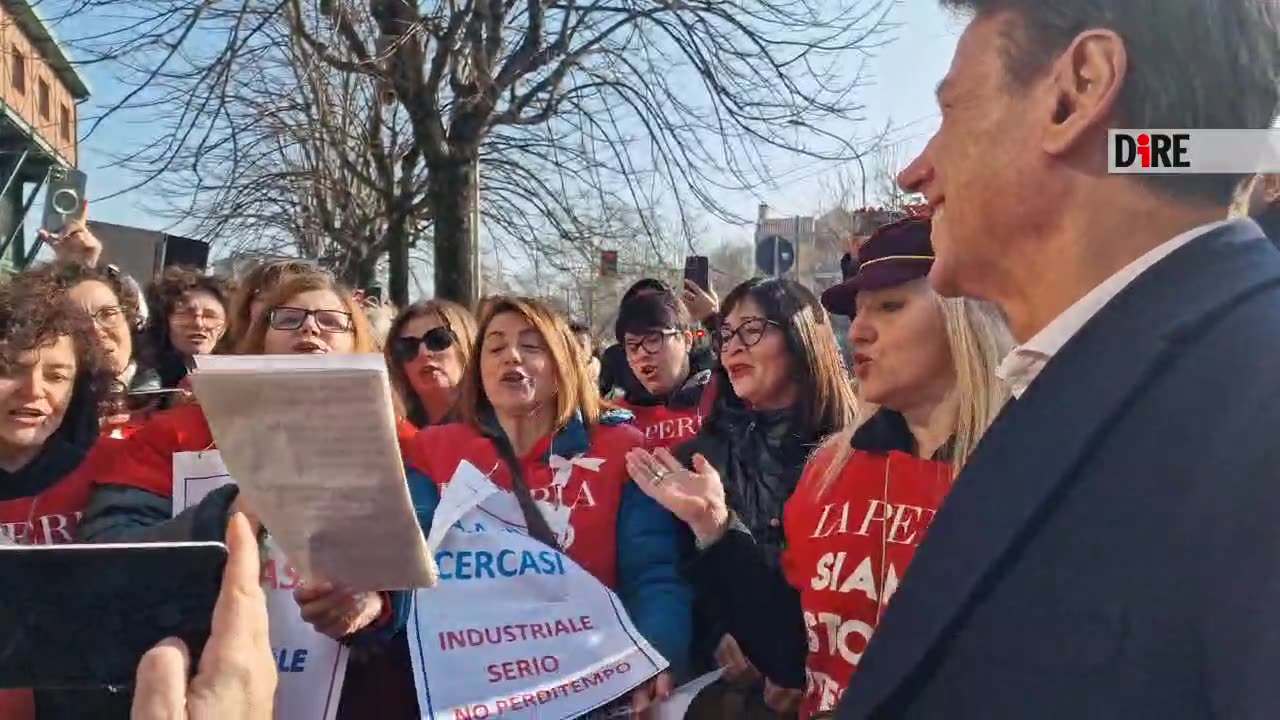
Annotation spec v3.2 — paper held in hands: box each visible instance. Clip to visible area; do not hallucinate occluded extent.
[190,353,436,591]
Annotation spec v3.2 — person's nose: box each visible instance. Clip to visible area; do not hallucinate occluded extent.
[723,333,750,356]
[497,344,522,365]
[897,136,936,197]
[849,313,876,348]
[12,368,41,403]
[296,313,323,336]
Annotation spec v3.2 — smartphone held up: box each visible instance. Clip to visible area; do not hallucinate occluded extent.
[41,167,87,236]
[684,255,710,292]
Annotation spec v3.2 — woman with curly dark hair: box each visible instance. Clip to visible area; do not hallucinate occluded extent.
[24,260,142,385]
[22,260,153,436]
[142,265,233,389]
[0,269,123,719]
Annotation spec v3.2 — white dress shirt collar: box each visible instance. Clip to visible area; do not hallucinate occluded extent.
[996,219,1237,399]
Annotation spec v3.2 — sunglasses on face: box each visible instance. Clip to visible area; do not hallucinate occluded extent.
[267,306,354,333]
[713,317,780,354]
[391,326,456,363]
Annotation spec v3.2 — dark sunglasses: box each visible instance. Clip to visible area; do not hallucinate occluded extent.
[268,306,354,333]
[712,317,780,354]
[391,326,456,363]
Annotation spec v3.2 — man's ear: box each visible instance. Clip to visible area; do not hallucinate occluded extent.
[1262,174,1280,205]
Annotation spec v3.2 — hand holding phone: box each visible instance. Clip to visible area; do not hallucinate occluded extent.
[0,541,228,690]
[132,513,276,720]
[42,167,87,236]
[683,255,710,291]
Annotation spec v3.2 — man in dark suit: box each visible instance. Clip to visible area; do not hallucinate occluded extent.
[837,2,1280,719]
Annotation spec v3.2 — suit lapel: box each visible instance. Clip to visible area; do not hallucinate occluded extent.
[840,223,1280,716]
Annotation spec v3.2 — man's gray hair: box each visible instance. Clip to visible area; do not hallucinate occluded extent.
[942,0,1280,206]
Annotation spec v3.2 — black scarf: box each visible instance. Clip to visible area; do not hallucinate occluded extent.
[706,403,820,565]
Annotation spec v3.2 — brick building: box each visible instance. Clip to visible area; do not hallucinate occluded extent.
[0,0,88,274]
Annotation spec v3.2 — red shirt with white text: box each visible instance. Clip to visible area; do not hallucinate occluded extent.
[780,443,952,718]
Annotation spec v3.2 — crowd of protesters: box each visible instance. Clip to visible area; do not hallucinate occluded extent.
[0,1,1278,720]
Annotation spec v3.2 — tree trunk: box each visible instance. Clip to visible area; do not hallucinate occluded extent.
[386,215,411,307]
[352,251,379,289]
[429,157,477,307]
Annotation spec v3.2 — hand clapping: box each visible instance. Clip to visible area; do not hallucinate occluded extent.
[624,447,730,544]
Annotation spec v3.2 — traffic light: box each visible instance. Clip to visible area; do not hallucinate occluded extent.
[600,250,619,278]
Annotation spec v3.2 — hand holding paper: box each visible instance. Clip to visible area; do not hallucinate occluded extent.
[190,354,436,591]
[294,581,385,640]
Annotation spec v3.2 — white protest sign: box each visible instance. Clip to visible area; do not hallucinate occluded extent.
[408,460,668,719]
[173,451,348,720]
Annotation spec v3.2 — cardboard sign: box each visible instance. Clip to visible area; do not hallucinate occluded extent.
[407,461,667,719]
[172,451,347,720]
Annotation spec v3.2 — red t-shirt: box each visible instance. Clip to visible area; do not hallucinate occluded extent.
[780,443,952,719]
[0,441,119,546]
[614,400,704,450]
[406,420,645,589]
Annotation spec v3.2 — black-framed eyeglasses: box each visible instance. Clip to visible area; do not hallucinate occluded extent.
[391,326,455,363]
[268,306,354,333]
[624,329,679,356]
[713,317,780,354]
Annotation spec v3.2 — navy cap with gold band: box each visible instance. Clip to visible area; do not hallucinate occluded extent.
[820,216,934,317]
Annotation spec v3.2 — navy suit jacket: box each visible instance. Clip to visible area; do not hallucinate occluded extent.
[837,221,1280,720]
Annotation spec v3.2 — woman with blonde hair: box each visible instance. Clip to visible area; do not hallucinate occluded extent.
[384,299,477,430]
[398,296,692,716]
[626,217,1012,719]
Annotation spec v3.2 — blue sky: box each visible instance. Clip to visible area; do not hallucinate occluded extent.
[45,0,963,273]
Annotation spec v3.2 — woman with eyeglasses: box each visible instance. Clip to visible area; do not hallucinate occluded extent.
[223,258,328,348]
[612,292,714,450]
[384,300,476,438]
[78,273,376,546]
[140,266,232,389]
[78,272,430,715]
[625,277,859,719]
[626,218,1013,719]
[25,261,149,438]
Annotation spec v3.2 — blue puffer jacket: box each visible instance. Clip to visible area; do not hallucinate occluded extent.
[390,410,693,680]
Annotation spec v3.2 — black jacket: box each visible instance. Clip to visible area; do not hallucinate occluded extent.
[839,220,1280,719]
[672,389,829,674]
